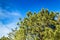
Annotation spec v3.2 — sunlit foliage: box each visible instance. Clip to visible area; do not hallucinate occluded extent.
[1,9,60,40]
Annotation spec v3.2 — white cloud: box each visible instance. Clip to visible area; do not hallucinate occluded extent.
[0,22,10,37]
[0,21,19,38]
[0,8,21,38]
[0,8,21,19]
[11,12,20,16]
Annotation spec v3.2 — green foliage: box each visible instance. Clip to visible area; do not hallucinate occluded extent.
[12,9,60,40]
[0,36,10,40]
[1,9,60,40]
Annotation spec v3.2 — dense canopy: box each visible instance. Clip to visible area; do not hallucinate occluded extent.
[0,9,60,40]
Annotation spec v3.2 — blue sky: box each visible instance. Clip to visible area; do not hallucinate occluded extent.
[0,0,60,37]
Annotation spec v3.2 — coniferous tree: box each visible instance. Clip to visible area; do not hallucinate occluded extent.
[9,9,60,40]
[0,36,10,40]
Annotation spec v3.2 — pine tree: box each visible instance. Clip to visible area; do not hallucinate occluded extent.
[0,36,10,40]
[9,9,60,40]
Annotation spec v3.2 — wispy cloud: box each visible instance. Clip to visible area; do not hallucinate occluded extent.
[0,0,22,38]
[0,21,18,37]
[0,8,21,18]
[0,8,21,37]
